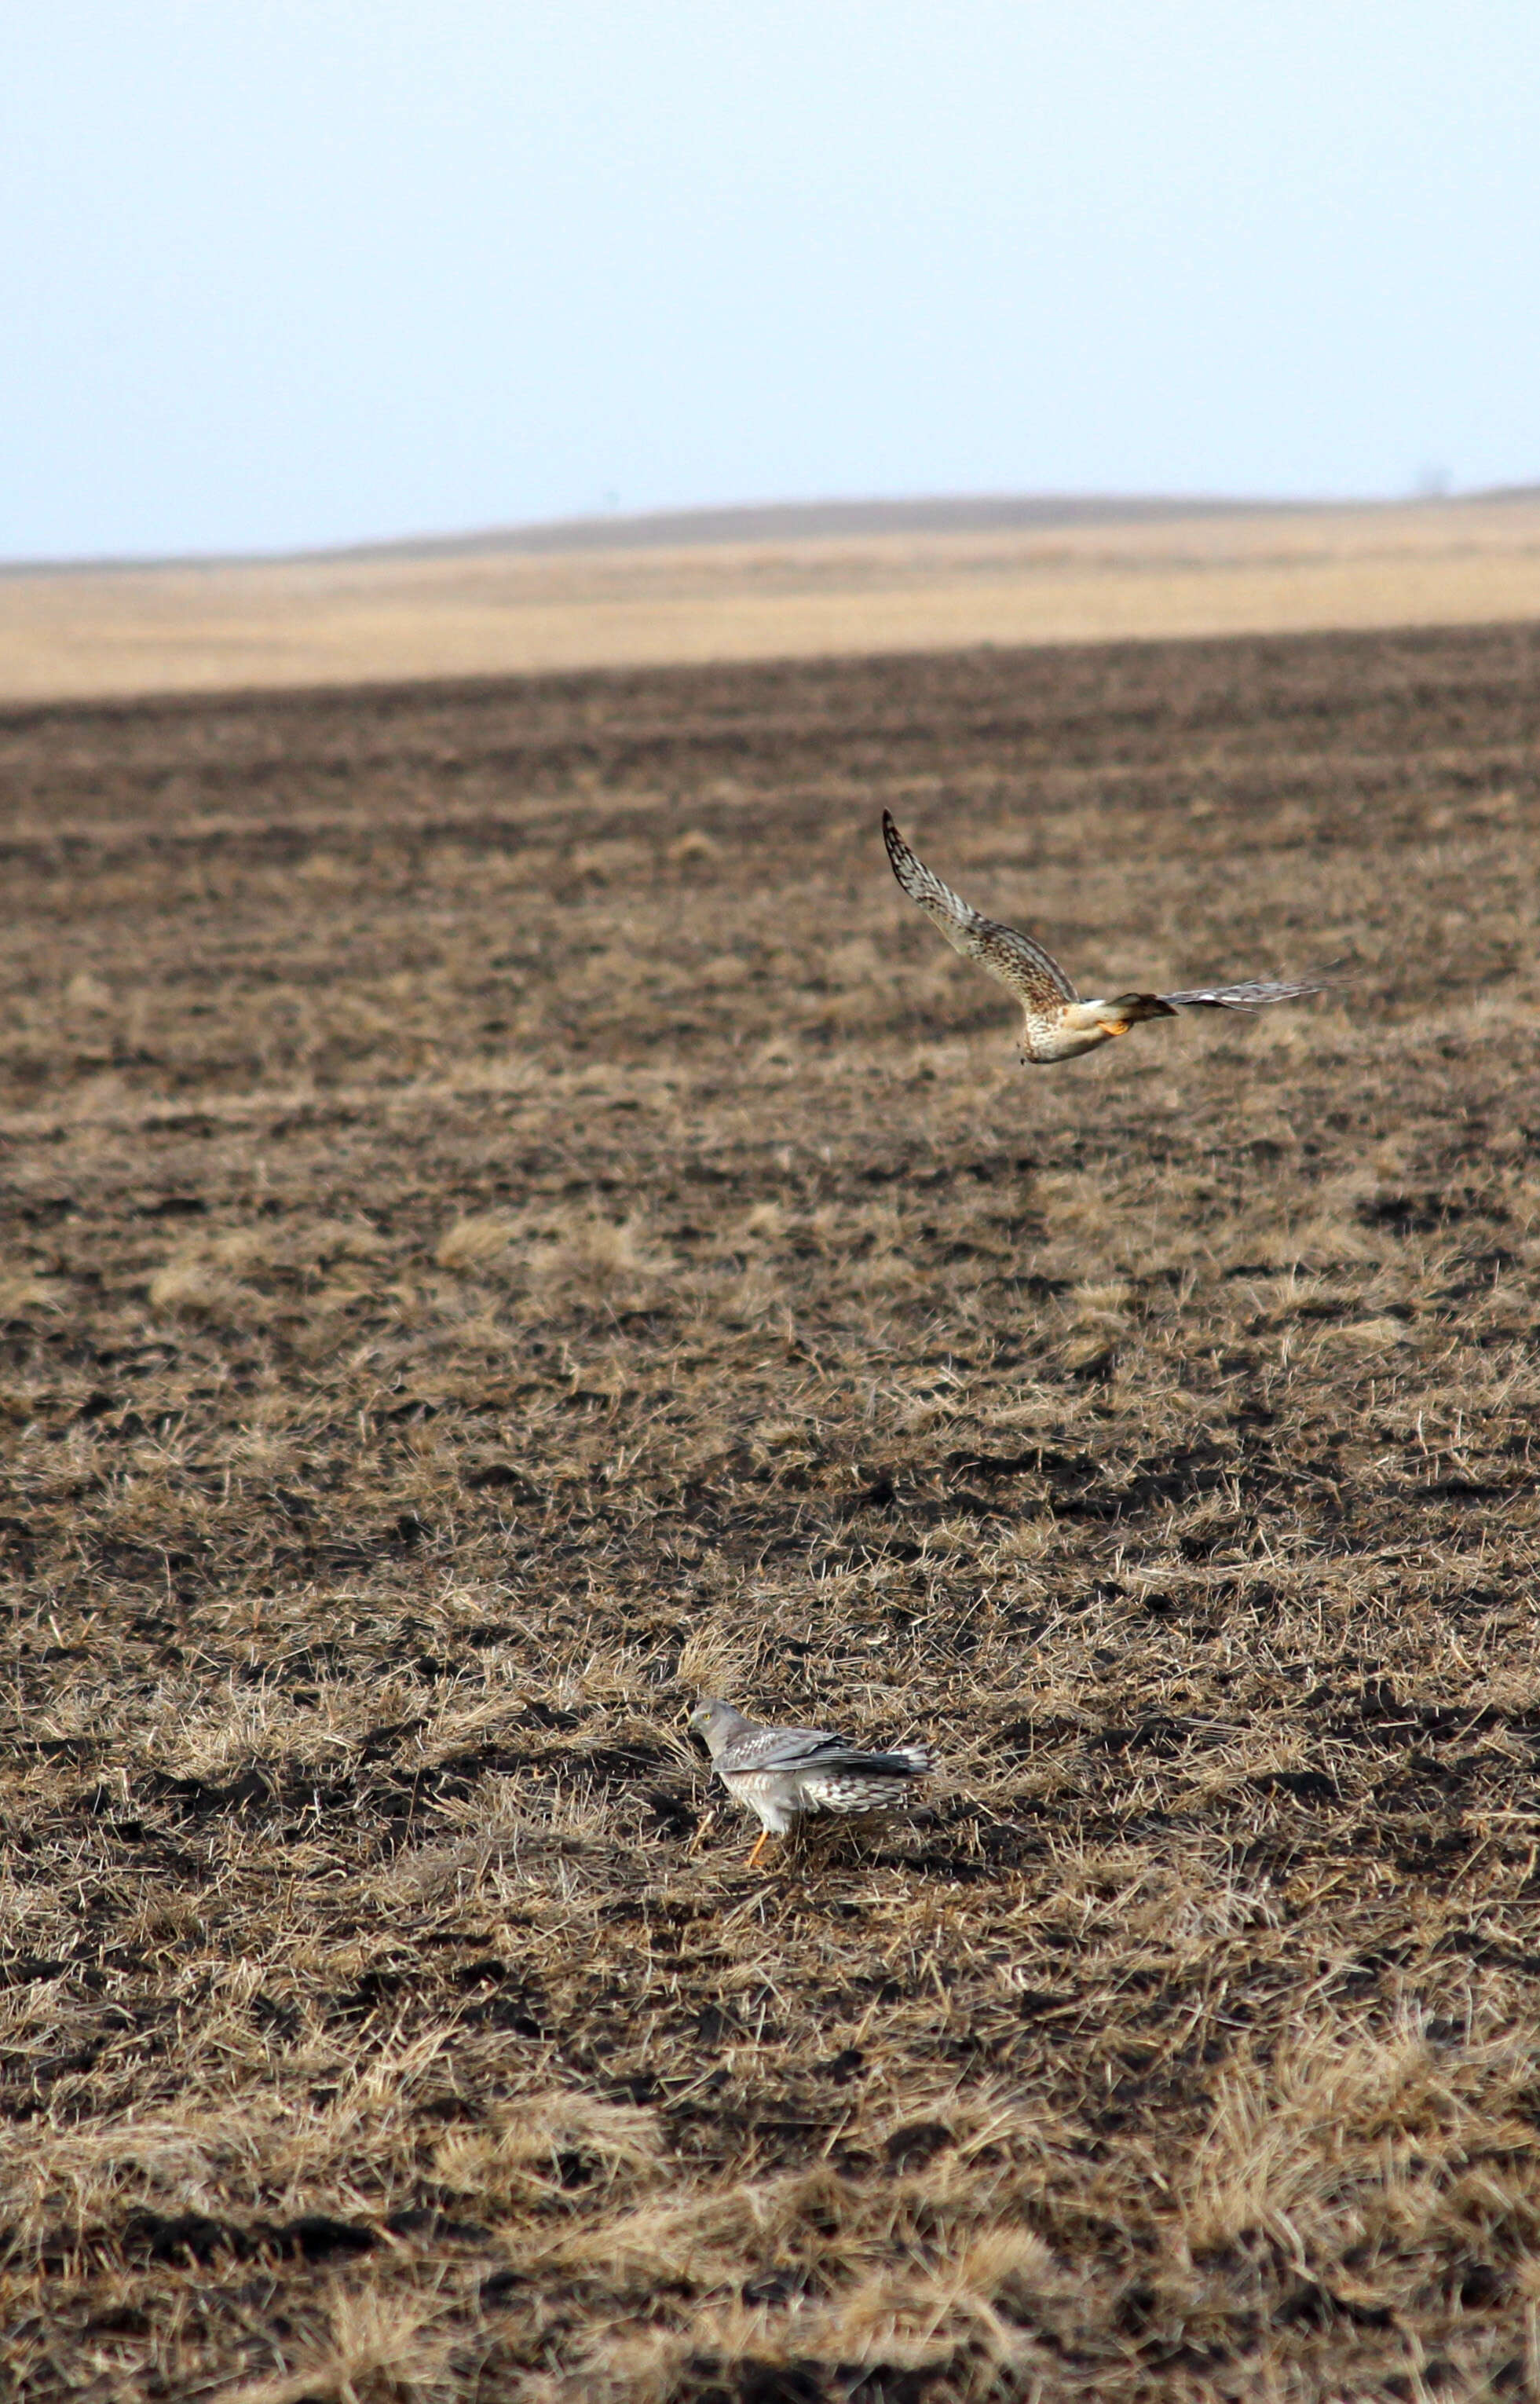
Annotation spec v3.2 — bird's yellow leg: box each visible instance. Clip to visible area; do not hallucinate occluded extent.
[746,1828,772,1871]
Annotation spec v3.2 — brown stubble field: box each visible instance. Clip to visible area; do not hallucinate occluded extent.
[2,623,1540,2402]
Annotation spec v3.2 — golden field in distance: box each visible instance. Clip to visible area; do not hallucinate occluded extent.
[5,491,1540,700]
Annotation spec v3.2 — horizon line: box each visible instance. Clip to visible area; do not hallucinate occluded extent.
[8,481,1535,580]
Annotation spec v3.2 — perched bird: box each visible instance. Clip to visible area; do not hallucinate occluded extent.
[883,810,1340,1067]
[689,1698,933,1870]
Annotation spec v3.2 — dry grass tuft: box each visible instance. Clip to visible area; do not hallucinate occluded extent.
[222,2285,460,2404]
[0,1268,62,1318]
[146,1254,255,1321]
[526,1210,671,1296]
[436,1211,519,1272]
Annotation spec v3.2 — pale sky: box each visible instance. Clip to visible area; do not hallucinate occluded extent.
[5,2,1538,562]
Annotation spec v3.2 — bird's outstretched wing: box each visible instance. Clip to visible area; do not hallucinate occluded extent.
[883,811,1076,1010]
[1155,971,1346,1013]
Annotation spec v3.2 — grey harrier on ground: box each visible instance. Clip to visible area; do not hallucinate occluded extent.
[883,810,1339,1066]
[690,1699,933,1870]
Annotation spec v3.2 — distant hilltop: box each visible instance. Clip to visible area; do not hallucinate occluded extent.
[328,492,1300,564]
[10,485,1539,577]
[221,482,1540,569]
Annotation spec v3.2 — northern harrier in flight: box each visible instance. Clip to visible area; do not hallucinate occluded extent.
[690,1699,932,1870]
[883,811,1338,1067]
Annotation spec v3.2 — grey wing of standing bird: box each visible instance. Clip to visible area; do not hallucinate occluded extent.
[882,810,1342,1065]
[690,1700,933,1869]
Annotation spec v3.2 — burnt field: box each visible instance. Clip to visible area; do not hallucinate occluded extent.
[3,623,1540,2402]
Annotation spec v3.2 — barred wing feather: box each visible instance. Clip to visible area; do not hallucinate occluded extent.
[883,810,1076,1011]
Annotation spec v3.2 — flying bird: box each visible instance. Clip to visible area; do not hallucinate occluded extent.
[883,810,1340,1066]
[690,1699,932,1871]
